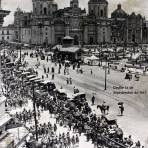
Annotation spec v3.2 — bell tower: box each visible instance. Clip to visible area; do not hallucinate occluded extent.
[88,0,108,19]
[32,0,58,16]
[70,0,79,9]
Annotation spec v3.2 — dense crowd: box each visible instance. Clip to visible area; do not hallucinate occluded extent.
[15,108,40,124]
[27,122,80,148]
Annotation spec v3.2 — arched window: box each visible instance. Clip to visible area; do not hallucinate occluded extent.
[74,35,79,45]
[132,34,135,42]
[98,6,100,16]
[89,37,94,44]
[40,4,42,14]
[103,32,105,43]
[100,9,103,17]
[44,7,47,15]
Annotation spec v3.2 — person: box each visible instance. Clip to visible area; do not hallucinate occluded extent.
[127,135,133,147]
[66,78,69,84]
[119,104,124,116]
[42,75,44,79]
[73,86,76,94]
[91,69,93,75]
[44,67,46,73]
[52,67,54,73]
[73,64,75,70]
[91,95,95,105]
[67,133,71,148]
[52,74,54,80]
[46,56,48,62]
[78,124,82,136]
[135,141,141,148]
[68,121,72,131]
[71,135,76,147]
[47,67,49,73]
[54,124,57,133]
[64,68,66,75]
[69,77,72,85]
[101,101,106,114]
[25,140,30,148]
[76,134,79,144]
[86,130,90,141]
[58,68,60,74]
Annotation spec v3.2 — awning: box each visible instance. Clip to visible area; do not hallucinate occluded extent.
[34,79,43,83]
[0,114,12,128]
[56,88,66,94]
[59,47,80,53]
[88,55,99,61]
[29,77,40,82]
[63,36,74,40]
[26,75,36,79]
[22,72,30,75]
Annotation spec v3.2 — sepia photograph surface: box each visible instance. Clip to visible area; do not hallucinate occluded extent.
[0,0,148,148]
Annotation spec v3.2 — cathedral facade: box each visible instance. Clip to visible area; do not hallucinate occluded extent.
[13,0,148,46]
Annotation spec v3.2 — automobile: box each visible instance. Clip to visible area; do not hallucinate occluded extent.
[125,72,132,80]
[6,62,14,68]
[40,81,56,91]
[55,88,67,100]
[120,67,125,72]
[68,92,86,102]
[41,55,45,60]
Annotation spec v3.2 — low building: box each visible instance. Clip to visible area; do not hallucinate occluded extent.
[53,36,82,62]
[0,25,15,42]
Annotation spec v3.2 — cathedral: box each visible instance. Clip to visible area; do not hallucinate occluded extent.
[13,0,148,46]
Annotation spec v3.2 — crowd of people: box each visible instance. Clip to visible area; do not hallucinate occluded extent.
[27,122,80,148]
[1,47,144,148]
[15,108,40,124]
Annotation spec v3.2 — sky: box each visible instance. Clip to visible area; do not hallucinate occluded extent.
[1,0,148,26]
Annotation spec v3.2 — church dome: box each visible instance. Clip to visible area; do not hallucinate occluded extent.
[111,4,127,18]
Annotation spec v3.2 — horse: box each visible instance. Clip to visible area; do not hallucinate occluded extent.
[97,105,110,115]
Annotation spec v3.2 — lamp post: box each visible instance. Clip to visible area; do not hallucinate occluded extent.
[0,42,2,95]
[19,44,22,64]
[32,83,38,141]
[100,42,103,66]
[104,56,108,90]
[105,66,107,90]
